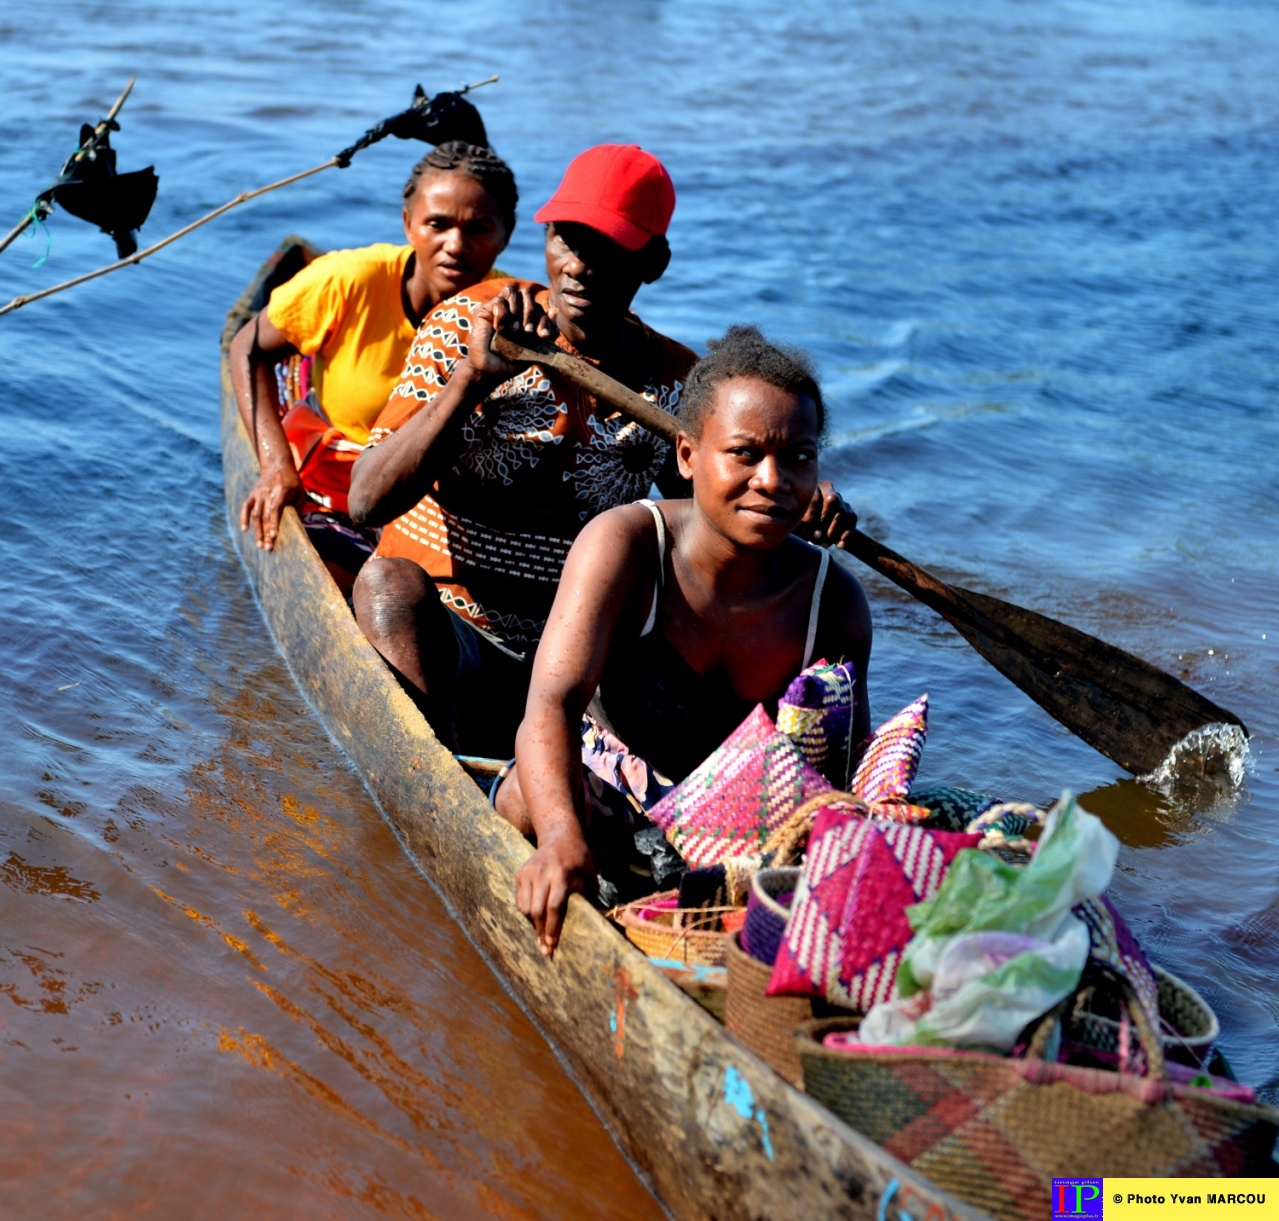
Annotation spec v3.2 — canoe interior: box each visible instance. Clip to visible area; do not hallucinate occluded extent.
[220,238,986,1221]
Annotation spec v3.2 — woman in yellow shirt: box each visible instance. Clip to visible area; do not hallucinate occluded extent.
[229,141,517,589]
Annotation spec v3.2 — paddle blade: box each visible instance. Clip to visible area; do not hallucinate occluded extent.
[833,539,1247,776]
[945,586,1245,775]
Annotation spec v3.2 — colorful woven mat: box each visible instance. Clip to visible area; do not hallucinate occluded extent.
[849,694,929,821]
[909,783,999,832]
[647,705,834,869]
[834,822,982,1009]
[1073,894,1160,1033]
[769,805,979,1005]
[776,659,856,786]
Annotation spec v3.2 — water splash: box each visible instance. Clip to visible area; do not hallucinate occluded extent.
[1140,723,1252,791]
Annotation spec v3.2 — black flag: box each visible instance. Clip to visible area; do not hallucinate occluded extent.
[51,125,158,258]
[335,85,489,166]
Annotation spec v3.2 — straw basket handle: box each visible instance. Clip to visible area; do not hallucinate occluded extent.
[1028,972,1167,1083]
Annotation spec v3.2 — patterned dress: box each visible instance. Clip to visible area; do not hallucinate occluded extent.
[367,277,697,657]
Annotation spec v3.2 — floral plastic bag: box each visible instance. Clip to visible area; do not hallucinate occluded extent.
[859,792,1118,1051]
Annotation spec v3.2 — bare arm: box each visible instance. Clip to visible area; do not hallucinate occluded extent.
[348,285,548,528]
[231,313,302,551]
[512,505,654,956]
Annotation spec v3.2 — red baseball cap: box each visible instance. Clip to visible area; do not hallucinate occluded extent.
[534,145,675,252]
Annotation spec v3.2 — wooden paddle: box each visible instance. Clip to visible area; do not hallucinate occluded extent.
[492,332,1247,775]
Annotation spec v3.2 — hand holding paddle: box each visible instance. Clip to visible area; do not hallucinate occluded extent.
[492,332,1247,776]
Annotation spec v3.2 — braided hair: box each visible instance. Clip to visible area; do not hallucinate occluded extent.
[680,325,825,441]
[403,141,518,236]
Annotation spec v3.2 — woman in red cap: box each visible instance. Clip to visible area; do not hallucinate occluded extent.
[348,145,697,752]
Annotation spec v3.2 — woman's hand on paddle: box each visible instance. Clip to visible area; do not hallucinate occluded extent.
[515,827,595,957]
[468,283,554,383]
[798,480,857,548]
[240,464,303,551]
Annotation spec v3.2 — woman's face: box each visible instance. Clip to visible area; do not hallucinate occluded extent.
[402,171,509,306]
[677,377,821,549]
[542,222,647,332]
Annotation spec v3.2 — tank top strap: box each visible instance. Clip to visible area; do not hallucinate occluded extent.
[802,548,831,669]
[638,498,666,637]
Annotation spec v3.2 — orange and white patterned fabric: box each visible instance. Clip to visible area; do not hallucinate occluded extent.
[368,277,696,655]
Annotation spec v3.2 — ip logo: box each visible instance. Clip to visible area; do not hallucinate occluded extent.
[1052,1179,1104,1218]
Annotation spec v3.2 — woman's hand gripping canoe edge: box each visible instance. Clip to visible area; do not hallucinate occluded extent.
[498,761,597,958]
[514,828,597,959]
[231,311,305,551]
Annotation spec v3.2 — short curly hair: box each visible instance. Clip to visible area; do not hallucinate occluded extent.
[403,141,518,237]
[679,325,824,441]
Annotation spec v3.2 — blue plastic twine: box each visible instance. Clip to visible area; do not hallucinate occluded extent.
[24,203,52,268]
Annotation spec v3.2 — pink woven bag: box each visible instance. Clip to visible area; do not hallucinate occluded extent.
[768,804,978,1007]
[849,694,930,823]
[647,705,834,869]
[834,821,980,1009]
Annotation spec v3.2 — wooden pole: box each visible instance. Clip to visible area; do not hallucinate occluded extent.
[0,159,338,318]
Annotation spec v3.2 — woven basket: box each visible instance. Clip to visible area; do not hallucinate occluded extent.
[741,866,800,966]
[798,1008,1279,1221]
[1069,965,1219,1066]
[614,890,735,969]
[725,931,812,1087]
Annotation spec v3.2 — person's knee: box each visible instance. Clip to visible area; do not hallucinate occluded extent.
[353,557,431,643]
[494,764,534,837]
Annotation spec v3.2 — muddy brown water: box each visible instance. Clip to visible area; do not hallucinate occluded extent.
[0,560,662,1217]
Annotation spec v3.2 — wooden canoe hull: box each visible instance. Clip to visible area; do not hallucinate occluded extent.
[220,241,986,1221]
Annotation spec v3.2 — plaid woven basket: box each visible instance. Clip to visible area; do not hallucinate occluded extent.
[797,1007,1279,1221]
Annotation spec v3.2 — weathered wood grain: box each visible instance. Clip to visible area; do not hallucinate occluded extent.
[220,242,988,1221]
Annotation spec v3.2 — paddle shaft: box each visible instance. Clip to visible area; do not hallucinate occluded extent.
[494,334,970,596]
[490,333,1246,773]
[493,334,682,438]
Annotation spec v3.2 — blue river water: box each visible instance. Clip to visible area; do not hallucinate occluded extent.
[1,1,1276,1214]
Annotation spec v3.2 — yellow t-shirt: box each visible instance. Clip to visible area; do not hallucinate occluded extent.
[266,243,416,446]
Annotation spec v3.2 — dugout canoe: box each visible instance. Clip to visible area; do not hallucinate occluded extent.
[220,239,985,1221]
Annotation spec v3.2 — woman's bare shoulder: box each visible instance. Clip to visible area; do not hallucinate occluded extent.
[569,500,667,568]
[586,499,666,538]
[816,548,873,660]
[554,501,669,629]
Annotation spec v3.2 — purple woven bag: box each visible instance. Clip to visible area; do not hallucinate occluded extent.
[741,867,801,966]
